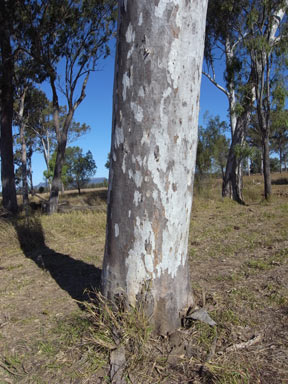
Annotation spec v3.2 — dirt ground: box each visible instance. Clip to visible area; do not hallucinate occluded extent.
[0,175,287,383]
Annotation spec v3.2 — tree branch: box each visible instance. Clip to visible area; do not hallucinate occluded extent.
[202,71,229,97]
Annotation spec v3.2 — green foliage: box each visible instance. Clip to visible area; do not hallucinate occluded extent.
[105,152,111,170]
[23,0,117,88]
[44,146,97,193]
[233,143,253,161]
[270,157,281,172]
[196,115,230,177]
[66,147,97,194]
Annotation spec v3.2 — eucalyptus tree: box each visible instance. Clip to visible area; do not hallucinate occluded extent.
[0,0,19,213]
[247,0,288,199]
[102,0,208,336]
[196,115,229,177]
[204,0,287,202]
[25,94,91,191]
[14,85,30,213]
[65,147,96,194]
[204,0,253,203]
[21,0,117,213]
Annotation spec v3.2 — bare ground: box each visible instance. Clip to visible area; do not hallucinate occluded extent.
[0,175,287,383]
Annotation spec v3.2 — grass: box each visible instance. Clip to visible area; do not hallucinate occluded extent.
[1,173,288,383]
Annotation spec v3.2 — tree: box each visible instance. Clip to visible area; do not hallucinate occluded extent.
[0,0,18,213]
[22,0,116,213]
[247,0,287,199]
[43,151,68,189]
[204,0,253,203]
[66,147,96,194]
[101,0,208,336]
[203,0,287,202]
[196,115,229,177]
[44,146,96,194]
[26,95,91,190]
[15,85,30,213]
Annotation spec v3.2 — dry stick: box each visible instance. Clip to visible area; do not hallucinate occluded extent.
[0,361,23,377]
[226,334,262,353]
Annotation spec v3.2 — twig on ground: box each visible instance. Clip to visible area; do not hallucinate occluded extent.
[0,361,23,377]
[226,334,262,352]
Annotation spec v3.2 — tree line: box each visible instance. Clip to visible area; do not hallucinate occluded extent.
[0,0,117,214]
[203,0,287,203]
[1,1,286,215]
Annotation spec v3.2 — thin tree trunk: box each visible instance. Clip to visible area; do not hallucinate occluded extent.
[260,151,264,175]
[48,138,67,214]
[19,88,29,214]
[222,110,248,204]
[48,112,73,214]
[102,0,208,335]
[0,24,18,214]
[20,122,29,214]
[263,135,272,200]
[27,149,34,195]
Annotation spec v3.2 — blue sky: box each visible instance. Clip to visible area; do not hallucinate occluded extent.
[31,42,229,186]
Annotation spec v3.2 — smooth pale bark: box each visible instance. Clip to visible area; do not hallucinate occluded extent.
[18,88,29,214]
[203,36,248,203]
[0,24,18,214]
[102,0,208,335]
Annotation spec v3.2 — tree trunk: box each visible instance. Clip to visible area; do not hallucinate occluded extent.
[260,152,264,175]
[48,138,67,214]
[222,110,249,204]
[19,88,29,214]
[27,146,34,195]
[101,0,208,335]
[0,24,18,214]
[20,122,29,214]
[48,112,73,214]
[263,135,272,200]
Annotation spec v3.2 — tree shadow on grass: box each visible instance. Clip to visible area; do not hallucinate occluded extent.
[12,215,102,306]
[271,178,288,185]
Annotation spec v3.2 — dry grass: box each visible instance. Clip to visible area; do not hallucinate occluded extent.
[0,173,288,383]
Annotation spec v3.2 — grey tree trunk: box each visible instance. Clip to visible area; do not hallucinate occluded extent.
[27,146,34,195]
[222,109,250,204]
[18,88,29,215]
[20,127,29,215]
[48,111,73,214]
[0,23,18,214]
[263,135,272,199]
[48,136,68,214]
[102,0,208,335]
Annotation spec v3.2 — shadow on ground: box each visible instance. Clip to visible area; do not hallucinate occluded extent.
[271,177,288,185]
[12,215,101,305]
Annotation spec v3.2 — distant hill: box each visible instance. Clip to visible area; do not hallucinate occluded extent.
[35,177,107,190]
[86,177,107,185]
